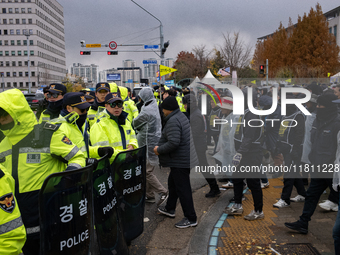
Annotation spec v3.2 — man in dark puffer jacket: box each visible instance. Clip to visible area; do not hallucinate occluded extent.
[154,96,199,228]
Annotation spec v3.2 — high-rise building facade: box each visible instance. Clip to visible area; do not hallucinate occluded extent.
[70,63,99,86]
[0,0,66,91]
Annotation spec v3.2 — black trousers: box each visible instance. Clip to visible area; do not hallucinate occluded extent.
[232,152,263,212]
[299,178,339,226]
[196,146,219,191]
[281,153,306,204]
[22,234,40,255]
[166,167,197,222]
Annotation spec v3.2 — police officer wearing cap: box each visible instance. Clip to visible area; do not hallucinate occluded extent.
[0,166,26,255]
[87,83,110,128]
[38,83,67,123]
[49,92,114,161]
[90,93,138,164]
[84,90,96,104]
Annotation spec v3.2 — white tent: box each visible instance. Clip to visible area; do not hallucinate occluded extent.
[200,69,222,87]
[188,76,201,95]
[331,72,340,83]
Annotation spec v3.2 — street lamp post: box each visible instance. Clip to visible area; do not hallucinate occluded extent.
[25,33,31,93]
[130,0,165,82]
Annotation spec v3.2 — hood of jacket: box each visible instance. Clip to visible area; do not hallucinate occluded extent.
[119,86,128,101]
[138,87,155,104]
[0,89,37,144]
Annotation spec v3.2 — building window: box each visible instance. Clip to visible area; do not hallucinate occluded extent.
[24,61,28,66]
[24,51,28,56]
[32,82,35,87]
[15,8,19,13]
[11,51,15,56]
[28,19,32,24]
[5,51,9,56]
[18,51,22,56]
[2,8,6,14]
[16,19,19,24]
[12,61,15,66]
[6,72,10,77]
[3,19,7,25]
[19,72,23,77]
[29,40,33,45]
[23,40,27,46]
[16,29,20,35]
[334,25,338,43]
[13,72,16,77]
[29,29,33,35]
[0,41,1,46]
[22,19,26,24]
[6,61,10,67]
[0,61,3,67]
[9,19,13,24]
[25,82,29,87]
[17,40,21,45]
[18,61,22,66]
[30,50,34,56]
[22,29,27,35]
[21,8,25,13]
[9,8,13,13]
[28,8,31,13]
[10,30,14,35]
[32,72,35,76]
[13,82,17,88]
[19,82,23,88]
[11,40,14,45]
[25,72,28,77]
[4,40,8,46]
[31,61,34,66]
[4,30,8,35]
[0,51,2,56]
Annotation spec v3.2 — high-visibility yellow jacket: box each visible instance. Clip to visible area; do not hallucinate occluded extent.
[176,95,186,112]
[0,167,26,255]
[90,110,138,164]
[112,86,139,123]
[49,111,101,159]
[0,89,86,233]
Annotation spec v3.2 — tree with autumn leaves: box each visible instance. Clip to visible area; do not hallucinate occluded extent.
[253,4,340,78]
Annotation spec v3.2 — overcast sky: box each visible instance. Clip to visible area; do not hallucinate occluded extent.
[57,0,338,72]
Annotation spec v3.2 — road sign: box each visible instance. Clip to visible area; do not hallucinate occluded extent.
[109,41,117,50]
[159,65,177,77]
[128,79,133,83]
[142,60,157,64]
[144,45,159,49]
[86,44,101,48]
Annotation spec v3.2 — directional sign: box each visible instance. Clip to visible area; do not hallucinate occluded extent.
[159,65,177,77]
[86,44,101,48]
[144,45,159,49]
[109,41,117,50]
[142,60,157,64]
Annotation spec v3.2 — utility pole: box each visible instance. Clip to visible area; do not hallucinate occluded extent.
[130,0,166,83]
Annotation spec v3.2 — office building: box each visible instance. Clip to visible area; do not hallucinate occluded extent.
[0,0,66,91]
[70,63,99,87]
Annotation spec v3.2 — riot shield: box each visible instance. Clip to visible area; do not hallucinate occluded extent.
[112,146,146,242]
[39,165,94,255]
[93,155,129,254]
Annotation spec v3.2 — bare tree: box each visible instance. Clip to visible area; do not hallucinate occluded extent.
[219,32,252,71]
[192,45,212,77]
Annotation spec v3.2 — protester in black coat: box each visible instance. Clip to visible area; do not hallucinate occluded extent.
[154,96,198,228]
[183,94,220,198]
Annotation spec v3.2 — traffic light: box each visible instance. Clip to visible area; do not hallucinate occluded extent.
[80,51,91,55]
[107,51,118,55]
[259,65,265,74]
[161,41,170,55]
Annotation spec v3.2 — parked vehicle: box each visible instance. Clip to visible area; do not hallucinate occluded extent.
[24,93,44,111]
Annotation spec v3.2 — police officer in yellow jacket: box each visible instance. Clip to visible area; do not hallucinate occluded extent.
[87,82,110,129]
[90,93,138,164]
[0,89,86,255]
[52,92,114,159]
[0,166,26,255]
[38,83,67,123]
[111,86,139,123]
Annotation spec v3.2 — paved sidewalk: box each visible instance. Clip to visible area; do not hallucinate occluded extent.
[190,178,337,255]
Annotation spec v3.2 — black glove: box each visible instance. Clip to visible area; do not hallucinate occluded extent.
[98,147,114,158]
[86,158,98,169]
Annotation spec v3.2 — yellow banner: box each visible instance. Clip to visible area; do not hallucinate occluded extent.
[328,73,331,77]
[251,80,256,84]
[86,44,101,48]
[159,65,177,76]
[285,78,291,83]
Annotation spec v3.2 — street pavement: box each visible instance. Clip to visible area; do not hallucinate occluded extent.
[129,148,338,255]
